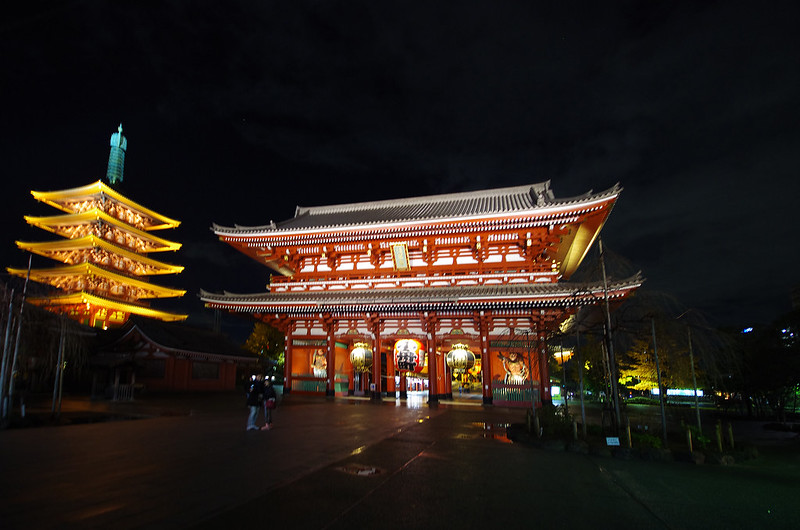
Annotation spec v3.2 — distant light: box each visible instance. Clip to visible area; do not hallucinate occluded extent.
[652,388,703,397]
[742,327,753,334]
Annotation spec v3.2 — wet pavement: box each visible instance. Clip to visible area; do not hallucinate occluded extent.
[2,392,800,529]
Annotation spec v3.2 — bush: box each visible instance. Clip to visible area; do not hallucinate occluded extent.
[631,431,662,449]
[536,403,574,436]
[682,421,712,450]
[625,397,660,406]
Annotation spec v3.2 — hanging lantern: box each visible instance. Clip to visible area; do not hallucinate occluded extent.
[393,338,426,373]
[446,343,476,372]
[349,342,373,373]
[468,356,482,377]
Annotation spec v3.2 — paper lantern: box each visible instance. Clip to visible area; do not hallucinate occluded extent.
[393,338,425,373]
[350,342,373,373]
[446,343,476,372]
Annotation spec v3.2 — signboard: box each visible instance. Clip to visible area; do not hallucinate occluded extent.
[390,243,411,271]
[606,437,620,447]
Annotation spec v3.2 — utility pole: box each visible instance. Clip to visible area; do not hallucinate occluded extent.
[52,317,66,416]
[651,318,668,447]
[688,326,701,433]
[598,238,621,433]
[676,310,702,434]
[576,327,587,439]
[1,289,15,422]
[6,254,31,420]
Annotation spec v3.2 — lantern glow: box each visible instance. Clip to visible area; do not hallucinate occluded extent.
[446,343,475,372]
[350,342,373,373]
[393,338,425,373]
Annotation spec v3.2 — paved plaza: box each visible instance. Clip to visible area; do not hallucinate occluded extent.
[1,392,800,529]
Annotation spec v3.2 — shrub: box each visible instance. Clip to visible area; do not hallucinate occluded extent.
[631,431,662,449]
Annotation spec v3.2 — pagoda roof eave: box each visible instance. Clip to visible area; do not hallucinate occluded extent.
[211,181,622,238]
[199,273,643,314]
[26,291,188,322]
[24,209,181,252]
[15,236,184,275]
[31,180,181,230]
[7,263,186,299]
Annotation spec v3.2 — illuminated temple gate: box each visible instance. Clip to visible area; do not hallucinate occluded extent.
[201,181,641,406]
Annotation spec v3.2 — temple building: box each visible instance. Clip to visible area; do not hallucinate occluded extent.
[7,125,187,328]
[201,181,641,407]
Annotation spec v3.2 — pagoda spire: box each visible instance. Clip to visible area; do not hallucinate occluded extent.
[106,123,127,185]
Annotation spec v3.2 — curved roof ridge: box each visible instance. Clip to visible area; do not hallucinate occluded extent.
[210,181,622,235]
[550,182,621,205]
[31,180,181,229]
[294,181,550,217]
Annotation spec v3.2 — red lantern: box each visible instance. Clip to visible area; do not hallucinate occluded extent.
[393,338,426,373]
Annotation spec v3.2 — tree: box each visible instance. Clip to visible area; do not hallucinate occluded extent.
[618,337,660,392]
[618,317,701,397]
[244,322,285,376]
[734,310,800,421]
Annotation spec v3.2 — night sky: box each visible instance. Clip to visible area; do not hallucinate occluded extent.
[2,1,798,337]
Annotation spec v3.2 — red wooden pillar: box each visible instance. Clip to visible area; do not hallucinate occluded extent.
[323,314,336,397]
[478,312,493,405]
[444,359,452,399]
[284,331,293,395]
[537,328,551,405]
[399,370,407,398]
[348,360,355,395]
[371,325,382,401]
[424,313,439,404]
[426,334,438,403]
[386,341,396,397]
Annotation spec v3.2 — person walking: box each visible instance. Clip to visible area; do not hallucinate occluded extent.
[246,374,265,431]
[261,378,277,430]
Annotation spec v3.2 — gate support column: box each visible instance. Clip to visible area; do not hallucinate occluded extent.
[370,318,382,402]
[477,311,493,405]
[423,312,439,405]
[537,327,551,405]
[323,314,336,397]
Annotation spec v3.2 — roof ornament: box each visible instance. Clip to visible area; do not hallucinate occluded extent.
[106,123,128,186]
[535,187,548,206]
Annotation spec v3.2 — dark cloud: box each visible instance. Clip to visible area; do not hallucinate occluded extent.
[1,0,798,331]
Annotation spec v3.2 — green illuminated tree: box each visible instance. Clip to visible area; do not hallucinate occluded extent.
[244,322,285,375]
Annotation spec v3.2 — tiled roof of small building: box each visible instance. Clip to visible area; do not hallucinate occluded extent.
[98,317,256,360]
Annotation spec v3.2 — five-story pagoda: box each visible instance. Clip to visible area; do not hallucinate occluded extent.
[7,125,187,328]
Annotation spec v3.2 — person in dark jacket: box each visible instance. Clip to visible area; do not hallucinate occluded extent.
[246,374,266,431]
[261,379,278,430]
